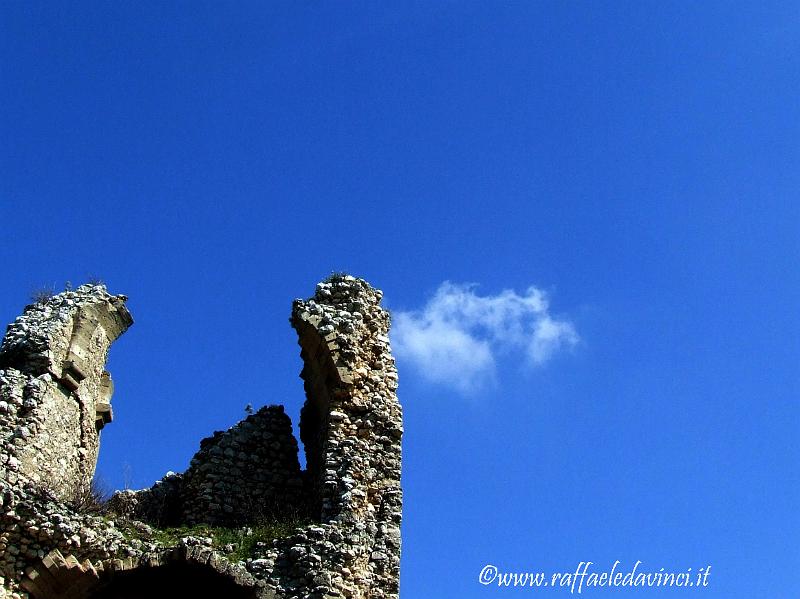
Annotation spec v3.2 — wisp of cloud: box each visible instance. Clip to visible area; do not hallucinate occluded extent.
[390,282,578,394]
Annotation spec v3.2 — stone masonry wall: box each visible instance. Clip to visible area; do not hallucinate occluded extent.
[0,285,132,500]
[0,285,143,598]
[113,406,305,527]
[0,276,402,599]
[245,276,403,598]
[181,405,304,526]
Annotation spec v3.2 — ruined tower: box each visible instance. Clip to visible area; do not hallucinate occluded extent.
[0,285,132,501]
[0,276,402,599]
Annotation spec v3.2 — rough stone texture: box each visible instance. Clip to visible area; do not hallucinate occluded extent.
[0,285,132,501]
[0,275,402,599]
[110,406,304,527]
[182,405,305,527]
[105,471,185,527]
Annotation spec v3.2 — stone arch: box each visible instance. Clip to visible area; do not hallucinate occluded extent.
[293,314,351,521]
[20,549,258,599]
[286,276,403,596]
[90,562,257,599]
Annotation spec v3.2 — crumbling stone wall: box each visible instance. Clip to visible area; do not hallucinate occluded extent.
[112,406,304,527]
[0,285,145,598]
[279,276,403,595]
[0,275,403,599]
[181,405,304,526]
[0,285,132,500]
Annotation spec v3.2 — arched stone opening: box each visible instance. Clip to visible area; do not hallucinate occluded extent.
[293,314,350,522]
[90,562,257,599]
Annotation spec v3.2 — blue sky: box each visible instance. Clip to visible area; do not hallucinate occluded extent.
[1,2,798,597]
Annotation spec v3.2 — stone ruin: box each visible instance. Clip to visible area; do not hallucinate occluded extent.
[0,276,402,598]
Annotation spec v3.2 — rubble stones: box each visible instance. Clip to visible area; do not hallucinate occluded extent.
[0,285,132,502]
[110,406,304,528]
[0,275,402,598]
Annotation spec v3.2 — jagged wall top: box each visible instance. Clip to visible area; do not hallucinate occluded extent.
[287,274,402,596]
[292,275,386,386]
[0,284,133,500]
[0,284,132,380]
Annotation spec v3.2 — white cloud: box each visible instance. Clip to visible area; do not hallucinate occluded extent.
[390,282,578,394]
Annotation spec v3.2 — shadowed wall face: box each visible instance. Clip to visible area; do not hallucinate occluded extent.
[287,276,403,597]
[90,563,257,599]
[111,405,306,527]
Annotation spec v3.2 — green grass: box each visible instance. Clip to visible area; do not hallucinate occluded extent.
[133,517,310,562]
